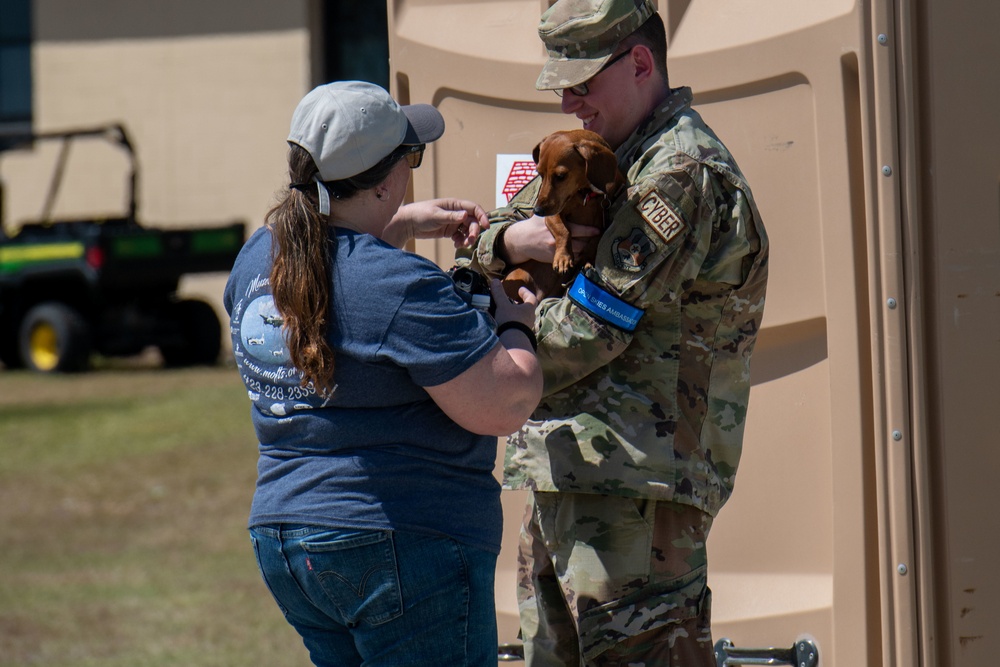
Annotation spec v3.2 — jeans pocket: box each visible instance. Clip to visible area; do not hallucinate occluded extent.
[249,532,291,616]
[299,529,403,627]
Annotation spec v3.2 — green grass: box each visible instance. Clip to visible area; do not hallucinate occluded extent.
[0,365,311,666]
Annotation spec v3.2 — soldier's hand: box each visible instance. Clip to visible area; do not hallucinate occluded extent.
[499,216,556,264]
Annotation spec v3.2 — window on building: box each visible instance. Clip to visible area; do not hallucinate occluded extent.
[0,0,33,144]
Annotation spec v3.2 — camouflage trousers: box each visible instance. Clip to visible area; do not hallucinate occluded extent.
[517,491,716,666]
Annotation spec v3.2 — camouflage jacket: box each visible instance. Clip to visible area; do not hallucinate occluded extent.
[468,87,769,516]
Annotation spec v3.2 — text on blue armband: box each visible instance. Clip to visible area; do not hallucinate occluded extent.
[567,273,644,332]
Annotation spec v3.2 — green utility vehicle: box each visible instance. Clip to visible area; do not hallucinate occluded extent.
[0,124,245,372]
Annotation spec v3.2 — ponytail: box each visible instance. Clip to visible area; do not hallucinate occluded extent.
[267,146,336,397]
[265,142,413,397]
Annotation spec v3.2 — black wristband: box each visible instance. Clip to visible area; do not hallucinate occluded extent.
[496,321,538,352]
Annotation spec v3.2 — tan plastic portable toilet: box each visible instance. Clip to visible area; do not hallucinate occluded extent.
[388,1,1000,664]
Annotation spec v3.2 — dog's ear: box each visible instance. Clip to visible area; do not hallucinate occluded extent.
[577,140,621,195]
[532,139,543,165]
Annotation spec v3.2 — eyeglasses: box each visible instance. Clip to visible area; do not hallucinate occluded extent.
[403,144,425,169]
[554,48,634,98]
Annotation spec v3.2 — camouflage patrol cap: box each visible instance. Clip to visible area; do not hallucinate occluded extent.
[536,0,657,91]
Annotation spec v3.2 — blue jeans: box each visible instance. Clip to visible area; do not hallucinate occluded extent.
[249,524,499,667]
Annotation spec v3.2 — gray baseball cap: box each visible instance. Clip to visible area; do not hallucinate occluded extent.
[536,0,656,91]
[288,81,444,182]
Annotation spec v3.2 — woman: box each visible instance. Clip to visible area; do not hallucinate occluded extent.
[223,81,542,666]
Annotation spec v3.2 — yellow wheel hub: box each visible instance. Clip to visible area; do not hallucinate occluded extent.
[28,322,60,371]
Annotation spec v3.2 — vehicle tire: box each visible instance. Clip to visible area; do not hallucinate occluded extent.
[159,299,222,367]
[18,302,92,373]
[0,326,24,369]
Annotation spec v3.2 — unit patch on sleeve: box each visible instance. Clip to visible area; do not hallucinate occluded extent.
[612,227,657,273]
[637,190,686,245]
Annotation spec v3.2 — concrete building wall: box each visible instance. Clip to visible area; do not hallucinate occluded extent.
[2,0,315,315]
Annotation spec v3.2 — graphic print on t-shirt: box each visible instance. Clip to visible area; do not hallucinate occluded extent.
[232,289,324,416]
[240,295,289,365]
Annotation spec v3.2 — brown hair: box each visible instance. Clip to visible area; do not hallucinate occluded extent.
[622,12,669,85]
[266,143,414,397]
[267,145,336,397]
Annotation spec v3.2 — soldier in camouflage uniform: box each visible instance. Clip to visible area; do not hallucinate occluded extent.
[468,0,768,664]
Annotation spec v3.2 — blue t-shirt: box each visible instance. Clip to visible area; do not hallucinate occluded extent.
[223,226,502,553]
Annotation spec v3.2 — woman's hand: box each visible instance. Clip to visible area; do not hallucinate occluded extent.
[385,198,490,249]
[490,279,537,329]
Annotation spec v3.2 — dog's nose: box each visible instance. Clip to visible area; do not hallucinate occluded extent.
[533,205,550,217]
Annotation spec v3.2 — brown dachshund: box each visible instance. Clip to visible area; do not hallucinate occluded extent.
[502,129,626,301]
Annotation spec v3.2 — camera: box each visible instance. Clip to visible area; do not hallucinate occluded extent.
[448,266,495,316]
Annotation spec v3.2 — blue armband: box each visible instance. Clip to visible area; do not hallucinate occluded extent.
[567,273,645,332]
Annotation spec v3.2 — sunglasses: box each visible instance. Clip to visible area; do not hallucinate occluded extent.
[403,144,425,169]
[555,48,634,98]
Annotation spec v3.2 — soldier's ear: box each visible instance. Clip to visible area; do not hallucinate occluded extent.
[630,44,657,87]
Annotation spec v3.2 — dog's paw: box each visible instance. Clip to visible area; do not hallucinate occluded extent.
[553,254,574,276]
